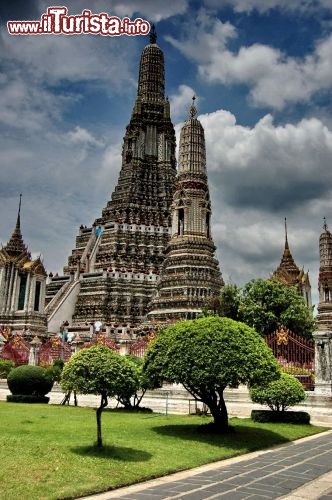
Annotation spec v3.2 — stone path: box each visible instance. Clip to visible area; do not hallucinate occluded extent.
[84,431,332,500]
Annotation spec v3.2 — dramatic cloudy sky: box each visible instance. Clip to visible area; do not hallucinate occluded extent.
[1,0,332,308]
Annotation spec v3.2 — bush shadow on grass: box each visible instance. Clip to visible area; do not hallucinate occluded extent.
[71,444,152,462]
[151,420,291,452]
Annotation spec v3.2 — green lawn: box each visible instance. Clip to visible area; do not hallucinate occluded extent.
[0,402,327,500]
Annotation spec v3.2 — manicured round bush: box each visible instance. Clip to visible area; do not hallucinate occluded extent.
[7,365,54,396]
[251,410,310,424]
[250,372,306,412]
[7,394,50,404]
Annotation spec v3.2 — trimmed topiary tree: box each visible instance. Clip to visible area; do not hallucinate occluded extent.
[250,372,306,412]
[143,316,280,432]
[61,345,139,447]
[7,365,54,403]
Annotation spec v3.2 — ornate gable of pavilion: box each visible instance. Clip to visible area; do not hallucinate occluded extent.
[272,218,311,307]
[0,199,46,276]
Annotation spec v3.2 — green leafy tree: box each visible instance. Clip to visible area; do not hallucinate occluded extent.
[238,279,315,338]
[250,372,306,412]
[61,345,137,447]
[115,355,154,409]
[203,285,240,320]
[143,316,280,431]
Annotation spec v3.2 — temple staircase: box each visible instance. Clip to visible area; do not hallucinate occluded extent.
[46,278,81,333]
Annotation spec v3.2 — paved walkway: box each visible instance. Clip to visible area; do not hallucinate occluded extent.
[85,431,332,500]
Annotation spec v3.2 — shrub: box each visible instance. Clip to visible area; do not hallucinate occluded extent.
[250,372,306,412]
[0,360,15,378]
[7,394,50,404]
[251,410,310,424]
[46,358,64,383]
[7,365,54,397]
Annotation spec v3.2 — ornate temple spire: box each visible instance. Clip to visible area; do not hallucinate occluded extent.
[319,217,332,272]
[274,218,299,279]
[137,25,164,101]
[178,96,207,177]
[57,23,176,330]
[149,24,157,44]
[189,95,197,118]
[272,218,311,307]
[148,101,223,323]
[3,194,28,257]
[284,217,289,251]
[314,216,332,395]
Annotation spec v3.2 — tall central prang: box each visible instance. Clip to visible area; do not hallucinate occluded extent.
[46,27,177,335]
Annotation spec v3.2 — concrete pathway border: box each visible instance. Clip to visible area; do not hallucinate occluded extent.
[82,431,332,500]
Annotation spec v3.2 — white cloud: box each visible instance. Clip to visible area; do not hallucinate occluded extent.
[203,0,332,14]
[169,84,197,122]
[110,0,188,22]
[43,0,189,23]
[0,26,135,89]
[200,110,332,209]
[66,126,105,148]
[166,12,332,109]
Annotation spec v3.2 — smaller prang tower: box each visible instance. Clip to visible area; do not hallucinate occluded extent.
[314,218,332,395]
[148,98,224,323]
[272,218,311,307]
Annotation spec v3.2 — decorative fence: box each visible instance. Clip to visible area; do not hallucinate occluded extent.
[39,337,72,365]
[82,334,120,352]
[264,327,315,390]
[0,330,157,368]
[129,331,156,357]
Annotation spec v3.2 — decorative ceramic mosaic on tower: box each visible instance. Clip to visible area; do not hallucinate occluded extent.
[0,197,47,336]
[45,27,177,335]
[313,218,332,394]
[272,218,311,307]
[148,98,224,323]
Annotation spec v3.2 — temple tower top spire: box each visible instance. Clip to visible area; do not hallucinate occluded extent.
[178,97,206,176]
[3,194,28,258]
[284,217,289,251]
[137,25,164,101]
[189,95,197,118]
[319,218,332,271]
[149,24,157,44]
[272,218,311,307]
[274,218,299,277]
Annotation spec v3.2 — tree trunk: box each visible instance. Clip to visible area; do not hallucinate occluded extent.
[96,393,108,447]
[209,392,229,431]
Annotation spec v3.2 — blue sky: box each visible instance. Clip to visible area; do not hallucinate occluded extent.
[1,0,332,308]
